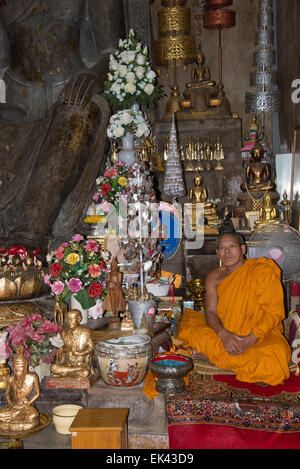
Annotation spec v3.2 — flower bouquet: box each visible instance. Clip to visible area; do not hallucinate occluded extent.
[45,234,110,310]
[93,162,129,217]
[5,313,62,367]
[107,108,150,140]
[103,29,163,109]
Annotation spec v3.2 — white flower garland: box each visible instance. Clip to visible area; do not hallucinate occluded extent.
[107,109,151,139]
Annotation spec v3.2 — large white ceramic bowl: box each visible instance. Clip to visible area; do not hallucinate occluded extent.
[52,404,83,434]
[146,282,170,297]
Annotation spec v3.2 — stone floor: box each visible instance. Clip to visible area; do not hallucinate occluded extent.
[19,378,169,450]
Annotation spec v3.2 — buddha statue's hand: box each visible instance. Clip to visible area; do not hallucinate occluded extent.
[59,72,100,108]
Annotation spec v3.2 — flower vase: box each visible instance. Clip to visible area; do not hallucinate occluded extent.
[88,299,103,320]
[70,295,88,324]
[118,132,135,168]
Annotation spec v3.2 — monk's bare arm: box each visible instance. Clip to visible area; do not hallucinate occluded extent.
[204,270,226,336]
[205,270,246,355]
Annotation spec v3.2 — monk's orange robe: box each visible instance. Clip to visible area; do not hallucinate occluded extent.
[179,258,291,385]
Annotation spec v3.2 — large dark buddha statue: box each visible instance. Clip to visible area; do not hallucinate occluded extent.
[0,0,125,255]
[238,140,279,211]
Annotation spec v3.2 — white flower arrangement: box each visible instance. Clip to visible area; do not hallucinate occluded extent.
[107,109,151,139]
[103,29,163,109]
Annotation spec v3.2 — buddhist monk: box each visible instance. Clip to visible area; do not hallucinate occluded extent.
[178,229,291,385]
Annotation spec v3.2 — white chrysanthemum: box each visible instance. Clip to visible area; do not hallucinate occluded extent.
[125,83,136,94]
[136,66,145,79]
[113,126,125,138]
[146,70,156,81]
[119,65,128,77]
[109,59,118,71]
[119,112,133,125]
[126,71,136,83]
[136,53,146,65]
[144,83,154,95]
[127,51,136,62]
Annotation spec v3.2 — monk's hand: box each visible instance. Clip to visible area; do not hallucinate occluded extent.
[235,333,258,354]
[218,329,244,355]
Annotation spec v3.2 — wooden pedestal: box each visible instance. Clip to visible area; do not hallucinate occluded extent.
[69,408,129,449]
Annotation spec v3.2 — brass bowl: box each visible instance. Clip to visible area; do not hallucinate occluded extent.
[0,267,49,301]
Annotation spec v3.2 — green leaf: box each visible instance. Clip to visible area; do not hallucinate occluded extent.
[74,289,96,310]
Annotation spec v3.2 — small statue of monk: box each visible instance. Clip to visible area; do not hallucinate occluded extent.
[50,309,94,378]
[0,345,40,433]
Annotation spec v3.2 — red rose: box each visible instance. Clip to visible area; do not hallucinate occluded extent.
[101,184,112,197]
[89,282,102,298]
[99,260,106,269]
[50,263,62,278]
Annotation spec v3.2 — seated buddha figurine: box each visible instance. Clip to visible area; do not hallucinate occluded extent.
[189,173,218,215]
[241,141,276,192]
[255,194,280,227]
[50,309,94,378]
[181,47,217,112]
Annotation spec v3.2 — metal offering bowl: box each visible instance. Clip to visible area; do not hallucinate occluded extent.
[149,354,193,395]
[0,267,49,301]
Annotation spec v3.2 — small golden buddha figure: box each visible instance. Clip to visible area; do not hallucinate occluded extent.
[255,194,280,227]
[280,190,292,224]
[213,135,225,170]
[111,141,118,165]
[241,141,276,192]
[185,135,195,171]
[50,309,94,378]
[0,345,40,433]
[189,173,209,204]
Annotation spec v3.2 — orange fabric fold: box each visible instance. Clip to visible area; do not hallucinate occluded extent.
[178,258,291,386]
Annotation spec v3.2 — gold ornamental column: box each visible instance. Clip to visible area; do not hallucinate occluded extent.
[154,0,196,119]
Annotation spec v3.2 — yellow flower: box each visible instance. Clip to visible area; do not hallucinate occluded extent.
[65,253,80,265]
[118,177,127,187]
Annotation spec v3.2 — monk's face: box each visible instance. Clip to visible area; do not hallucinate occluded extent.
[216,234,246,268]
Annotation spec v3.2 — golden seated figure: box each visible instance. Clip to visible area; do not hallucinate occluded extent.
[189,173,214,210]
[241,142,276,193]
[254,194,280,227]
[180,48,218,115]
[0,346,40,433]
[50,309,94,379]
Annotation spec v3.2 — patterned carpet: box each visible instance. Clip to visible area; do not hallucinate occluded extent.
[166,372,300,449]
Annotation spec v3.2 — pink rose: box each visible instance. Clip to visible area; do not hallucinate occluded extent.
[85,240,99,253]
[104,168,117,178]
[116,161,124,166]
[54,249,64,260]
[89,263,102,278]
[93,193,99,202]
[44,274,51,286]
[72,234,84,242]
[68,278,82,293]
[101,200,111,212]
[51,280,65,295]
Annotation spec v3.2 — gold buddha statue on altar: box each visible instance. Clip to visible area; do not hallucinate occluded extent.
[238,140,279,211]
[254,193,280,227]
[241,141,276,192]
[188,173,219,231]
[179,46,221,119]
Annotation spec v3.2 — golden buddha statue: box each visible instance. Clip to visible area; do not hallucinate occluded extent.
[185,135,195,171]
[0,345,40,433]
[241,141,276,192]
[50,309,94,378]
[280,191,292,224]
[187,173,219,233]
[213,135,225,170]
[178,48,217,118]
[255,194,280,227]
